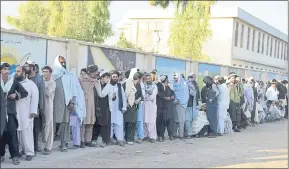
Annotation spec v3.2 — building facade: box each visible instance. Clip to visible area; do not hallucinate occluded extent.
[118,7,288,75]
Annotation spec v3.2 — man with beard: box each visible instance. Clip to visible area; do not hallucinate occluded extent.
[78,65,99,148]
[93,70,113,148]
[0,63,28,165]
[42,66,56,155]
[158,75,175,141]
[123,68,142,145]
[143,73,158,143]
[15,66,39,161]
[52,55,86,152]
[109,70,127,146]
[24,60,45,154]
[227,72,241,132]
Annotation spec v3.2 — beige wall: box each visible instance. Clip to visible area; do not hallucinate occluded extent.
[1,28,286,82]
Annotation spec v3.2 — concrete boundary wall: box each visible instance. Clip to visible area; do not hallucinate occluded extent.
[1,28,287,81]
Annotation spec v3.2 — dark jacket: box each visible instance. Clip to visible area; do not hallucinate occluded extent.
[277,83,287,99]
[2,80,28,134]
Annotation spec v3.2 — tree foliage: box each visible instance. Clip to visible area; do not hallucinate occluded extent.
[6,1,113,43]
[150,1,215,61]
[116,32,141,51]
[149,0,188,13]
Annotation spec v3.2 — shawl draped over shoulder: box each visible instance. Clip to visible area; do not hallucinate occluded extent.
[173,74,189,108]
[52,55,86,123]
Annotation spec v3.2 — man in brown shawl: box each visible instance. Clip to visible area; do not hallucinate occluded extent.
[78,65,99,148]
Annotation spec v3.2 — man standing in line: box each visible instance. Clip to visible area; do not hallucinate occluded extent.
[136,72,145,144]
[185,74,198,138]
[0,63,28,165]
[123,68,142,145]
[227,72,241,132]
[15,66,39,161]
[151,70,166,142]
[25,61,45,153]
[42,66,56,155]
[93,70,112,147]
[143,73,158,143]
[172,73,189,139]
[109,70,127,146]
[79,65,99,148]
[52,55,86,152]
[158,75,175,141]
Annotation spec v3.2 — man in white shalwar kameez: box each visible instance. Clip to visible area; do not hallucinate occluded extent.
[42,66,56,155]
[143,74,158,143]
[109,70,127,146]
[216,77,230,135]
[15,66,39,161]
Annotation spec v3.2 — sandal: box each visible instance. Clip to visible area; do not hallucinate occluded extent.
[12,157,20,165]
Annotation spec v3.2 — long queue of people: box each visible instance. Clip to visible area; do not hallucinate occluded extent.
[0,55,288,166]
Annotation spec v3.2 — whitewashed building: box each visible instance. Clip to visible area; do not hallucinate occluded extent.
[118,6,288,74]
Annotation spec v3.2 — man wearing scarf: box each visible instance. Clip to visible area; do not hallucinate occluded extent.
[173,73,189,139]
[143,73,158,143]
[52,55,86,152]
[93,70,113,147]
[25,60,45,154]
[227,72,241,132]
[109,70,127,146]
[78,65,99,148]
[123,68,142,145]
[14,66,39,161]
[185,73,198,138]
[158,75,175,141]
[0,63,28,165]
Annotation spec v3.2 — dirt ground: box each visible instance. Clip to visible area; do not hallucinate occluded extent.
[1,120,288,168]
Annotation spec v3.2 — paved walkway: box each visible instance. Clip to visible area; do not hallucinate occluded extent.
[1,120,288,168]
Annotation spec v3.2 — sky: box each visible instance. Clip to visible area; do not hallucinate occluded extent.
[1,1,288,45]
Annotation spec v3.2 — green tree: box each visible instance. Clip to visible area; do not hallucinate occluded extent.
[6,1,113,43]
[150,1,214,61]
[6,1,50,34]
[116,32,141,51]
[149,0,188,13]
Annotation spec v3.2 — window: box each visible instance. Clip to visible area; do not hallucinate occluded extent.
[280,42,284,60]
[234,22,239,47]
[261,33,265,54]
[252,29,255,51]
[240,24,244,48]
[274,39,277,57]
[285,44,288,60]
[266,36,269,55]
[276,41,280,59]
[257,32,261,53]
[270,38,273,56]
[247,27,250,50]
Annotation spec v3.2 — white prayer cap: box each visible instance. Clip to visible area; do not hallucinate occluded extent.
[99,70,110,78]
[188,72,195,77]
[215,75,220,80]
[173,72,180,78]
[159,74,168,82]
[25,60,35,65]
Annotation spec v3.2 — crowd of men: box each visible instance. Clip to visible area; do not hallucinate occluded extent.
[0,55,288,165]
